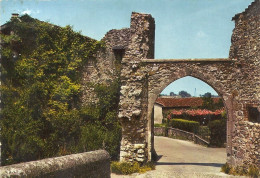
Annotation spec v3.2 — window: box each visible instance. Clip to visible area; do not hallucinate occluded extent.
[247,106,260,123]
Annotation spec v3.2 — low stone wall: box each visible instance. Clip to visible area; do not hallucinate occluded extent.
[153,127,166,136]
[0,150,110,178]
[194,135,209,147]
[168,127,194,141]
[154,127,209,146]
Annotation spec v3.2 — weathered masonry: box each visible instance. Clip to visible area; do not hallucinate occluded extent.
[0,150,110,177]
[83,0,260,169]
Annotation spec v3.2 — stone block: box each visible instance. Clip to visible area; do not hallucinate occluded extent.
[134,144,145,149]
[133,110,141,116]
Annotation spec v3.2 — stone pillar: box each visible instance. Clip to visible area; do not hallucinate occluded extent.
[229,0,260,169]
[118,12,155,162]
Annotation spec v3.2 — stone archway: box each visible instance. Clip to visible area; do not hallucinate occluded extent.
[146,72,233,163]
[117,0,259,170]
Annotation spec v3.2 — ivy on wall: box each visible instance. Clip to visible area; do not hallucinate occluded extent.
[0,15,121,165]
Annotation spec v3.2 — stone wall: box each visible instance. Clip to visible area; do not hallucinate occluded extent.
[154,127,166,136]
[154,127,209,146]
[0,150,110,178]
[81,28,131,105]
[113,0,259,170]
[80,0,259,170]
[228,0,260,168]
[118,12,155,162]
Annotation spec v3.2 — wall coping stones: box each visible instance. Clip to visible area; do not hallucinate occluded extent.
[0,150,110,178]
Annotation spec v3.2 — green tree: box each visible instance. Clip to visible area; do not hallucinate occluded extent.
[178,90,191,98]
[200,93,224,111]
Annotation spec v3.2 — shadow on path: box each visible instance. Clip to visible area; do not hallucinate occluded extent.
[156,154,224,168]
[156,162,224,168]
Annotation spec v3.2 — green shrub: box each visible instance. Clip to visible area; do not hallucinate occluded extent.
[197,126,210,142]
[208,119,226,147]
[170,119,199,134]
[221,163,259,177]
[111,162,140,175]
[221,163,231,174]
[111,161,155,175]
[154,123,166,128]
[248,165,259,178]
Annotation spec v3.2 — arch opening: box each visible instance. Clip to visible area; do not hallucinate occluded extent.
[149,75,230,171]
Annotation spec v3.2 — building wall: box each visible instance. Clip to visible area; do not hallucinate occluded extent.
[154,104,163,124]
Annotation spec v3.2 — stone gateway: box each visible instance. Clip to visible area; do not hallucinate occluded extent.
[83,0,260,170]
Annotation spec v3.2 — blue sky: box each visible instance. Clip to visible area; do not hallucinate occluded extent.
[0,0,252,96]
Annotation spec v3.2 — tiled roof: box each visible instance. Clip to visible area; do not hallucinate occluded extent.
[155,97,221,108]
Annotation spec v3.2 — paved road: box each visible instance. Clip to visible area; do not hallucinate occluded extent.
[111,136,240,178]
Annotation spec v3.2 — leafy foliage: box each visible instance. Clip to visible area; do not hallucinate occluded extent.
[221,163,259,177]
[0,15,120,165]
[111,161,155,175]
[208,119,226,147]
[178,90,191,98]
[200,95,224,111]
[170,119,199,134]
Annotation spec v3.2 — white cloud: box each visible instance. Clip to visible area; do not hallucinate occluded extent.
[22,9,32,15]
[21,9,40,15]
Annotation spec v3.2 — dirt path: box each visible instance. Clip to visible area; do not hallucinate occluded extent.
[111,136,241,178]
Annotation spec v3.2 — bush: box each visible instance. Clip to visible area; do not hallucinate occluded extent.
[111,161,155,175]
[111,162,140,175]
[248,165,259,178]
[208,119,226,147]
[170,119,199,134]
[221,163,259,177]
[78,121,121,160]
[221,163,231,174]
[154,123,166,128]
[197,126,210,142]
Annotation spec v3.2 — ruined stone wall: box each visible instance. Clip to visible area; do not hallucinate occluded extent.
[0,150,110,178]
[82,28,131,105]
[79,1,259,169]
[118,12,155,162]
[116,0,259,170]
[228,0,260,168]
